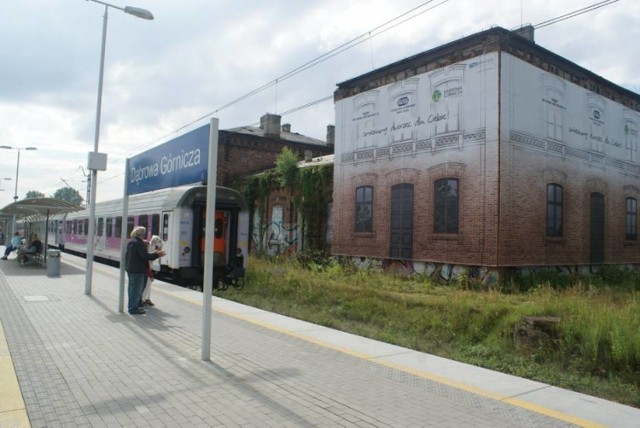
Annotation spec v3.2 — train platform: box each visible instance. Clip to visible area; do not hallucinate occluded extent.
[1,251,639,428]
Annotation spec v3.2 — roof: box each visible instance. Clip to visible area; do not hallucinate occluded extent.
[334,26,640,107]
[226,125,327,146]
[0,198,84,221]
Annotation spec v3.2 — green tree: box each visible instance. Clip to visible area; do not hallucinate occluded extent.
[53,187,83,205]
[25,190,45,199]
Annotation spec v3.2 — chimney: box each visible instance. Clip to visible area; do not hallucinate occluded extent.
[260,113,281,137]
[282,123,291,133]
[514,25,534,42]
[326,125,335,146]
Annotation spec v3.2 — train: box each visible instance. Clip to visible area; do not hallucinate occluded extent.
[42,185,249,289]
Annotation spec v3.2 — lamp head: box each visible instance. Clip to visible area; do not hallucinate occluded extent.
[124,6,154,20]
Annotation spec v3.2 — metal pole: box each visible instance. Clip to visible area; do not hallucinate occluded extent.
[13,149,20,201]
[201,118,219,361]
[85,5,108,296]
[11,150,20,235]
[118,158,130,313]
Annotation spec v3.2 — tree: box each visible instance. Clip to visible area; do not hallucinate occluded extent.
[53,187,83,205]
[25,190,45,199]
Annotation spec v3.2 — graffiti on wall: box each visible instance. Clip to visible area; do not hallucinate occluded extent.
[251,221,299,256]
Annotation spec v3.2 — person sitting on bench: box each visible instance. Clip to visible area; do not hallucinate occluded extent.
[1,232,22,260]
[18,233,43,264]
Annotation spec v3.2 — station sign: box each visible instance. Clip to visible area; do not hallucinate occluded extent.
[127,124,210,195]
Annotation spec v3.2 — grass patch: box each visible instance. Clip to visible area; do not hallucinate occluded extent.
[217,256,640,408]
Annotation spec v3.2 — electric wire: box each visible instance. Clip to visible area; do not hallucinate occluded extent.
[94,0,621,188]
[534,0,620,29]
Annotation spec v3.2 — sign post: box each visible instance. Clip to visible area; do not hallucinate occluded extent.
[120,122,215,359]
[201,118,218,361]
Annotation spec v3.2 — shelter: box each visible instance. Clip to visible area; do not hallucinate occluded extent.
[0,198,84,265]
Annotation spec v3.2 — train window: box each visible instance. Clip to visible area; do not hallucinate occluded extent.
[215,218,223,238]
[106,218,113,238]
[127,216,135,237]
[78,220,83,235]
[138,215,148,231]
[115,217,122,238]
[84,219,89,236]
[97,218,104,237]
[151,214,160,237]
[162,214,169,241]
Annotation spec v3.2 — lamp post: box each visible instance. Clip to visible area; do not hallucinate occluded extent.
[0,177,11,192]
[84,0,154,296]
[0,146,38,235]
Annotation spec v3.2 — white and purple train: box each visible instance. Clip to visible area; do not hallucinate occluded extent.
[45,185,249,289]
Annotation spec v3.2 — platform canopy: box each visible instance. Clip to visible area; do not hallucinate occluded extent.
[0,198,84,222]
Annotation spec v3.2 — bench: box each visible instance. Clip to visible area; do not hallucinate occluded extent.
[17,242,45,267]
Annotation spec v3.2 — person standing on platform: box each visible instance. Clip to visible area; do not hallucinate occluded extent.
[125,226,165,315]
[141,235,163,307]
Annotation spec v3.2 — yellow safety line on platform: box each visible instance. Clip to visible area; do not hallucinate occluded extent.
[0,321,30,428]
[158,288,605,428]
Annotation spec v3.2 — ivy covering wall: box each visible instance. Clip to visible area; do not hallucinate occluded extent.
[241,147,333,254]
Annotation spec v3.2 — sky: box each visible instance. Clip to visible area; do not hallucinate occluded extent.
[0,0,638,206]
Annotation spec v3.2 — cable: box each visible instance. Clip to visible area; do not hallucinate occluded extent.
[96,0,620,187]
[97,0,451,169]
[534,0,620,29]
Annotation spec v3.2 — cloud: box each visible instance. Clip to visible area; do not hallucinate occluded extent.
[0,0,635,205]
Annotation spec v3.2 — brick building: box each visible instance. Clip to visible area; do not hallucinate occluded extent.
[217,113,334,187]
[331,26,640,274]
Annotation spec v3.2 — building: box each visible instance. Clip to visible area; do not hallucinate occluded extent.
[331,26,640,276]
[218,113,334,187]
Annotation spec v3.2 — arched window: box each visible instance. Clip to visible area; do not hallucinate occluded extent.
[546,183,563,237]
[434,178,459,233]
[626,197,637,240]
[355,186,373,232]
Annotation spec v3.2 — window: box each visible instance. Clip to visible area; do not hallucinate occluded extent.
[106,217,113,238]
[434,178,459,233]
[355,186,373,232]
[97,218,104,237]
[546,183,563,237]
[626,197,637,240]
[162,214,169,242]
[115,217,122,238]
[138,215,148,230]
[127,217,135,237]
[84,219,89,236]
[151,214,160,236]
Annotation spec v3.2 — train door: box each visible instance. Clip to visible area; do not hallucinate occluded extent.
[177,208,194,267]
[160,211,171,267]
[193,205,230,267]
[95,217,106,252]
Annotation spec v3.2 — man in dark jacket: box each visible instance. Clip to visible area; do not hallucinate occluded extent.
[125,226,165,315]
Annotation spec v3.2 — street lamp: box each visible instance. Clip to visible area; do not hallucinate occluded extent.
[0,146,37,202]
[0,177,11,192]
[0,146,38,235]
[84,0,154,296]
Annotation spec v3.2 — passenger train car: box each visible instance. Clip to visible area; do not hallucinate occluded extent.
[46,185,249,289]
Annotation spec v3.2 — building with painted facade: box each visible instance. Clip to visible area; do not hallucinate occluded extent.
[331,26,640,274]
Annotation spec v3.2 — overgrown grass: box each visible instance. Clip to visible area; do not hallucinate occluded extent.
[217,256,640,408]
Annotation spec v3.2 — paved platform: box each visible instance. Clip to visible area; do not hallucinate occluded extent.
[1,250,639,427]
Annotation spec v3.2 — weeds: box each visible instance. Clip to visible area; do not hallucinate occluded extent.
[220,256,640,408]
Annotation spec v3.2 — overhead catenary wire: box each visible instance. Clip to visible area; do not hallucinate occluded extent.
[534,0,620,29]
[95,0,621,188]
[98,0,451,171]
